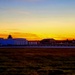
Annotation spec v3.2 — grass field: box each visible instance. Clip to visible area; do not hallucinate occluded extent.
[0,48,75,75]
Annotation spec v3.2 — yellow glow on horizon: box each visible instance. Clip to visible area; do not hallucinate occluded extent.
[0,16,75,40]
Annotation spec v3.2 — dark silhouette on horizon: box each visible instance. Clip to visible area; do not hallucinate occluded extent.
[0,35,75,46]
[8,35,12,39]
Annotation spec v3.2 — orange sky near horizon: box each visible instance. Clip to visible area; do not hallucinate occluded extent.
[0,31,75,41]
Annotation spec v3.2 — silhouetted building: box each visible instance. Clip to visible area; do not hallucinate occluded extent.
[28,41,40,45]
[0,35,28,46]
[40,38,55,45]
[8,35,12,39]
[13,38,28,45]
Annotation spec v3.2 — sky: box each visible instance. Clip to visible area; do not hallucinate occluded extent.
[0,0,75,40]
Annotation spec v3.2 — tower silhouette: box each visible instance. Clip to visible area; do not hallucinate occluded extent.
[8,35,12,39]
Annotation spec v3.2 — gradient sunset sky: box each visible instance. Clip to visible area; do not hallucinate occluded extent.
[0,0,75,40]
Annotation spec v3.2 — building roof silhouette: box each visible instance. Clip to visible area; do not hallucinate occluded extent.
[8,35,12,39]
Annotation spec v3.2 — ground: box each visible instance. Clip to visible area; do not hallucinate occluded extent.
[0,48,75,75]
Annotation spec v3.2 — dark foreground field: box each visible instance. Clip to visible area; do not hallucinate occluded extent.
[0,48,75,75]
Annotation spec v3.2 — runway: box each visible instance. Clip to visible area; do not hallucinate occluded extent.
[1,46,75,48]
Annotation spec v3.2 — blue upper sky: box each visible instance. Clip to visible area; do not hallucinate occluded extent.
[0,0,75,18]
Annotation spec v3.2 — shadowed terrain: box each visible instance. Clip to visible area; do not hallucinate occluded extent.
[0,48,75,75]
